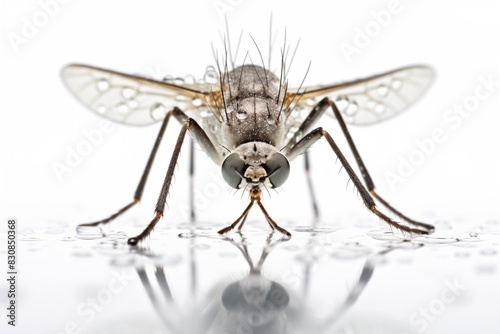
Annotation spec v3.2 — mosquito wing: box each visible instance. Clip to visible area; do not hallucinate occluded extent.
[289,65,434,126]
[62,64,217,126]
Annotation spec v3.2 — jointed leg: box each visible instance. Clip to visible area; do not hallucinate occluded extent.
[128,108,220,245]
[218,188,291,237]
[319,98,433,231]
[218,200,254,235]
[288,127,429,235]
[282,97,329,221]
[78,110,173,229]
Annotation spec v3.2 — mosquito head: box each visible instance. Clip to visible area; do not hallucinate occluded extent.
[222,141,290,190]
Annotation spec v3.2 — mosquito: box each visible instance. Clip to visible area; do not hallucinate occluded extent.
[62,30,435,246]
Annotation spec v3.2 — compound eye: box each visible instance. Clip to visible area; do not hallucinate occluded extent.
[263,153,290,188]
[221,153,246,188]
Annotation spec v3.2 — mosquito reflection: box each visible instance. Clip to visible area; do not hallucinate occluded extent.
[134,231,420,333]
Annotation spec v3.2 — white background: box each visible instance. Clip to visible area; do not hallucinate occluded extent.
[0,1,499,333]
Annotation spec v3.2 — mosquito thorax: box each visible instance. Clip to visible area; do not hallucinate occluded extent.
[219,65,288,148]
[221,141,290,190]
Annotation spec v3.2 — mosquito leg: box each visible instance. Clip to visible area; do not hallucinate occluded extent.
[218,200,255,235]
[256,199,291,237]
[188,138,196,223]
[287,127,429,235]
[304,151,320,221]
[280,97,329,222]
[323,98,432,231]
[283,98,330,149]
[236,205,252,231]
[128,109,221,245]
[78,110,173,229]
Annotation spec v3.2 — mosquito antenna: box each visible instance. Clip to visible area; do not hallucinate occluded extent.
[282,28,288,83]
[285,38,301,79]
[223,36,233,99]
[276,47,285,104]
[237,52,249,91]
[268,14,273,72]
[286,61,311,116]
[250,35,269,90]
[224,16,235,70]
[233,29,243,67]
[214,52,230,124]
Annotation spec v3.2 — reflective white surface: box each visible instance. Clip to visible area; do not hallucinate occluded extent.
[2,218,499,334]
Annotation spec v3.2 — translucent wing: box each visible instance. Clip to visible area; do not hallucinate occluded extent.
[289,65,435,126]
[61,64,215,126]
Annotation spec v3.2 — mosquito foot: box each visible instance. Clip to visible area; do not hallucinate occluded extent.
[218,226,234,235]
[410,228,430,235]
[276,227,292,238]
[127,237,140,246]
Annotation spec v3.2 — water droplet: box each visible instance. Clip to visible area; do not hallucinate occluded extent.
[76,225,104,240]
[96,78,109,91]
[391,79,402,90]
[176,94,189,102]
[236,110,248,120]
[127,99,138,109]
[184,75,196,84]
[290,109,300,118]
[335,95,349,110]
[210,124,219,133]
[173,77,184,85]
[162,75,173,83]
[121,87,135,99]
[150,103,167,120]
[199,109,211,118]
[96,104,107,114]
[335,95,358,116]
[377,84,389,97]
[204,66,218,84]
[345,100,358,116]
[61,236,77,242]
[374,103,386,114]
[116,103,129,115]
[192,98,203,107]
[469,232,478,237]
